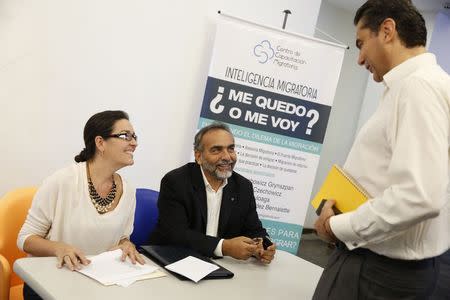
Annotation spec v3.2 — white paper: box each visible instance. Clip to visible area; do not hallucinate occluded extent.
[115,270,167,287]
[165,256,219,283]
[77,249,159,286]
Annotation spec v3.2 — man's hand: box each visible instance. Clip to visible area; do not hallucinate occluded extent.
[222,236,258,260]
[254,242,276,264]
[54,242,90,271]
[110,238,145,265]
[314,199,338,243]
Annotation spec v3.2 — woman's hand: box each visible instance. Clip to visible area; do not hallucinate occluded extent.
[111,238,145,265]
[54,242,91,271]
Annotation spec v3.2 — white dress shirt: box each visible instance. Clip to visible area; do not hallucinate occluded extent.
[330,53,450,260]
[200,167,227,257]
[17,162,136,255]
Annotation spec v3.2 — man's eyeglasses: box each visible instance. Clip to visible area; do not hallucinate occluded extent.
[108,132,138,142]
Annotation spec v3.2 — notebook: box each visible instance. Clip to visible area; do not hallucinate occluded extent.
[140,245,234,280]
[311,164,370,214]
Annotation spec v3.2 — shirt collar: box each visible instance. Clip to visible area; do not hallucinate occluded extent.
[200,165,228,191]
[383,53,436,89]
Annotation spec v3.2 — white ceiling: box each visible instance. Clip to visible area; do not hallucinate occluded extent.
[327,0,448,13]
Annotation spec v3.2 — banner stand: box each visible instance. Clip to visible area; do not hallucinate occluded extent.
[198,13,346,254]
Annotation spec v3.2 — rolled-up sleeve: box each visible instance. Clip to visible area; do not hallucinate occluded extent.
[17,180,56,251]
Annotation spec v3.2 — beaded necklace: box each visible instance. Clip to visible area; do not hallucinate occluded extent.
[86,164,116,214]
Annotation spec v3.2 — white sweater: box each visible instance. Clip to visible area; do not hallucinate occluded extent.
[17,162,136,255]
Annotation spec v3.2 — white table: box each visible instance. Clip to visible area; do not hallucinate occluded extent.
[14,250,323,300]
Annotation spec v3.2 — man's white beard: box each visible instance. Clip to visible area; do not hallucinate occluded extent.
[202,159,234,180]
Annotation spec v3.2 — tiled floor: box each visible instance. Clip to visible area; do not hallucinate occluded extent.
[296,231,334,268]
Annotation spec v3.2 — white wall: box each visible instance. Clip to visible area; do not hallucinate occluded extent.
[302,1,369,228]
[0,0,321,196]
[429,11,450,73]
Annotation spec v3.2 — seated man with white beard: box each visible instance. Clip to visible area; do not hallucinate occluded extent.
[149,122,276,263]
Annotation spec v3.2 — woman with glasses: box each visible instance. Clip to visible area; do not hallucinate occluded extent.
[17,110,143,300]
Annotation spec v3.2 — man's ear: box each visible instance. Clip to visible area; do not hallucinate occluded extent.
[380,18,396,43]
[194,150,202,164]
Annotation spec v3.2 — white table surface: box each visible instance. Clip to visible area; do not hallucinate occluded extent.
[14,250,323,300]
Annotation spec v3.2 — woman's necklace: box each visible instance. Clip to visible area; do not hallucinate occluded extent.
[87,164,117,214]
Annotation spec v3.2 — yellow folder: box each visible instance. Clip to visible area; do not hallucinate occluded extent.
[311,164,370,213]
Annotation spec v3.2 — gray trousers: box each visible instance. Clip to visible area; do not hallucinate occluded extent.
[312,243,440,300]
[431,249,450,300]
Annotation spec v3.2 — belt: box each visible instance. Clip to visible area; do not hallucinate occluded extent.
[336,242,437,269]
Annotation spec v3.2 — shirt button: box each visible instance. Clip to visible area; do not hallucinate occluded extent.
[352,242,358,247]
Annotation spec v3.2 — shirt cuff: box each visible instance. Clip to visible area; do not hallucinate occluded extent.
[213,239,224,257]
[329,213,366,250]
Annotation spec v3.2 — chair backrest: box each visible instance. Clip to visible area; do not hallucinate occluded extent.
[130,188,159,247]
[0,187,37,288]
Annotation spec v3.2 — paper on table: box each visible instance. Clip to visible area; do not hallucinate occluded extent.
[77,249,159,286]
[165,256,219,283]
[115,270,167,287]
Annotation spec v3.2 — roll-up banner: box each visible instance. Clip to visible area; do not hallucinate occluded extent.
[198,13,345,254]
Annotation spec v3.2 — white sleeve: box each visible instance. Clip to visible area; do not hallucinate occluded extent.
[17,178,58,251]
[120,184,136,241]
[331,77,449,249]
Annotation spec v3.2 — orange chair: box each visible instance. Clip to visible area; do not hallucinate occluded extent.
[0,187,37,300]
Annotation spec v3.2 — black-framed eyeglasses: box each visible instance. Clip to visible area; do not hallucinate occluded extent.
[108,132,138,142]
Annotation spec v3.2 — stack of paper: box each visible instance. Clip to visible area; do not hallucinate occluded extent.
[77,249,164,287]
[165,256,219,283]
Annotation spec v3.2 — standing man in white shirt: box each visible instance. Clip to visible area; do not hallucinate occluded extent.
[313,0,450,299]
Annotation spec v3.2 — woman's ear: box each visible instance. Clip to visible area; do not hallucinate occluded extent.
[94,136,105,156]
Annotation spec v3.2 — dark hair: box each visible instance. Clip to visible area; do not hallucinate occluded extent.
[354,0,426,48]
[194,122,232,151]
[74,110,129,162]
